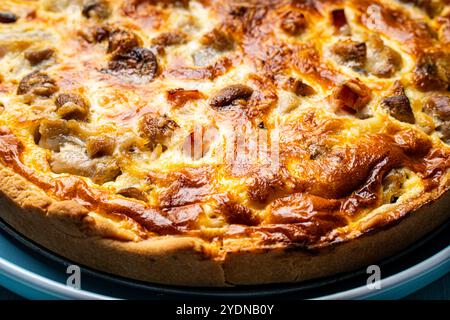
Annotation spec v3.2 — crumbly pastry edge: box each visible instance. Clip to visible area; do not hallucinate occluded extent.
[0,163,449,287]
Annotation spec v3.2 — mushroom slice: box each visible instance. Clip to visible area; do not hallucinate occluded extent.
[55,93,90,121]
[17,71,59,97]
[209,84,254,110]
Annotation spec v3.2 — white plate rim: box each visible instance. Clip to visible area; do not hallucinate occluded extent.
[0,245,448,300]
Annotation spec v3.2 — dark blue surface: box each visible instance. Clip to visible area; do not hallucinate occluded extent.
[0,272,449,300]
[0,217,448,300]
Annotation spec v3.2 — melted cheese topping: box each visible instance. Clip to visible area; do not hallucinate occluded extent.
[0,0,449,250]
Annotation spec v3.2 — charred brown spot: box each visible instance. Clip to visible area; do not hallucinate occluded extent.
[229,4,248,17]
[107,28,141,55]
[0,12,17,24]
[166,57,232,80]
[380,82,415,124]
[86,135,116,158]
[165,205,203,230]
[332,80,371,114]
[280,10,307,36]
[24,48,54,66]
[220,201,260,226]
[139,113,179,149]
[209,84,253,109]
[157,167,212,207]
[55,93,90,120]
[331,39,366,70]
[108,47,158,82]
[331,9,347,30]
[200,28,234,51]
[82,0,111,19]
[124,0,190,11]
[151,31,188,46]
[270,194,342,230]
[167,88,205,107]
[17,71,59,97]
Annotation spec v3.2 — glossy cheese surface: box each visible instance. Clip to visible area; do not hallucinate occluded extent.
[0,0,449,252]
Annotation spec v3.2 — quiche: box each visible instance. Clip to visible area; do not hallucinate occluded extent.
[0,0,449,287]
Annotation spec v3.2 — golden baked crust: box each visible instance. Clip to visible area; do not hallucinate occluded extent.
[0,0,449,286]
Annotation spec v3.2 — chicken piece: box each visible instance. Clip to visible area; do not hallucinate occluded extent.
[38,119,81,152]
[412,53,450,92]
[331,39,367,70]
[38,119,120,184]
[139,113,179,149]
[423,95,450,142]
[366,36,402,78]
[50,143,120,184]
[380,81,415,124]
[332,79,371,115]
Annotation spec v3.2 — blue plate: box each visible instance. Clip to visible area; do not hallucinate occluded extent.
[0,218,448,300]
